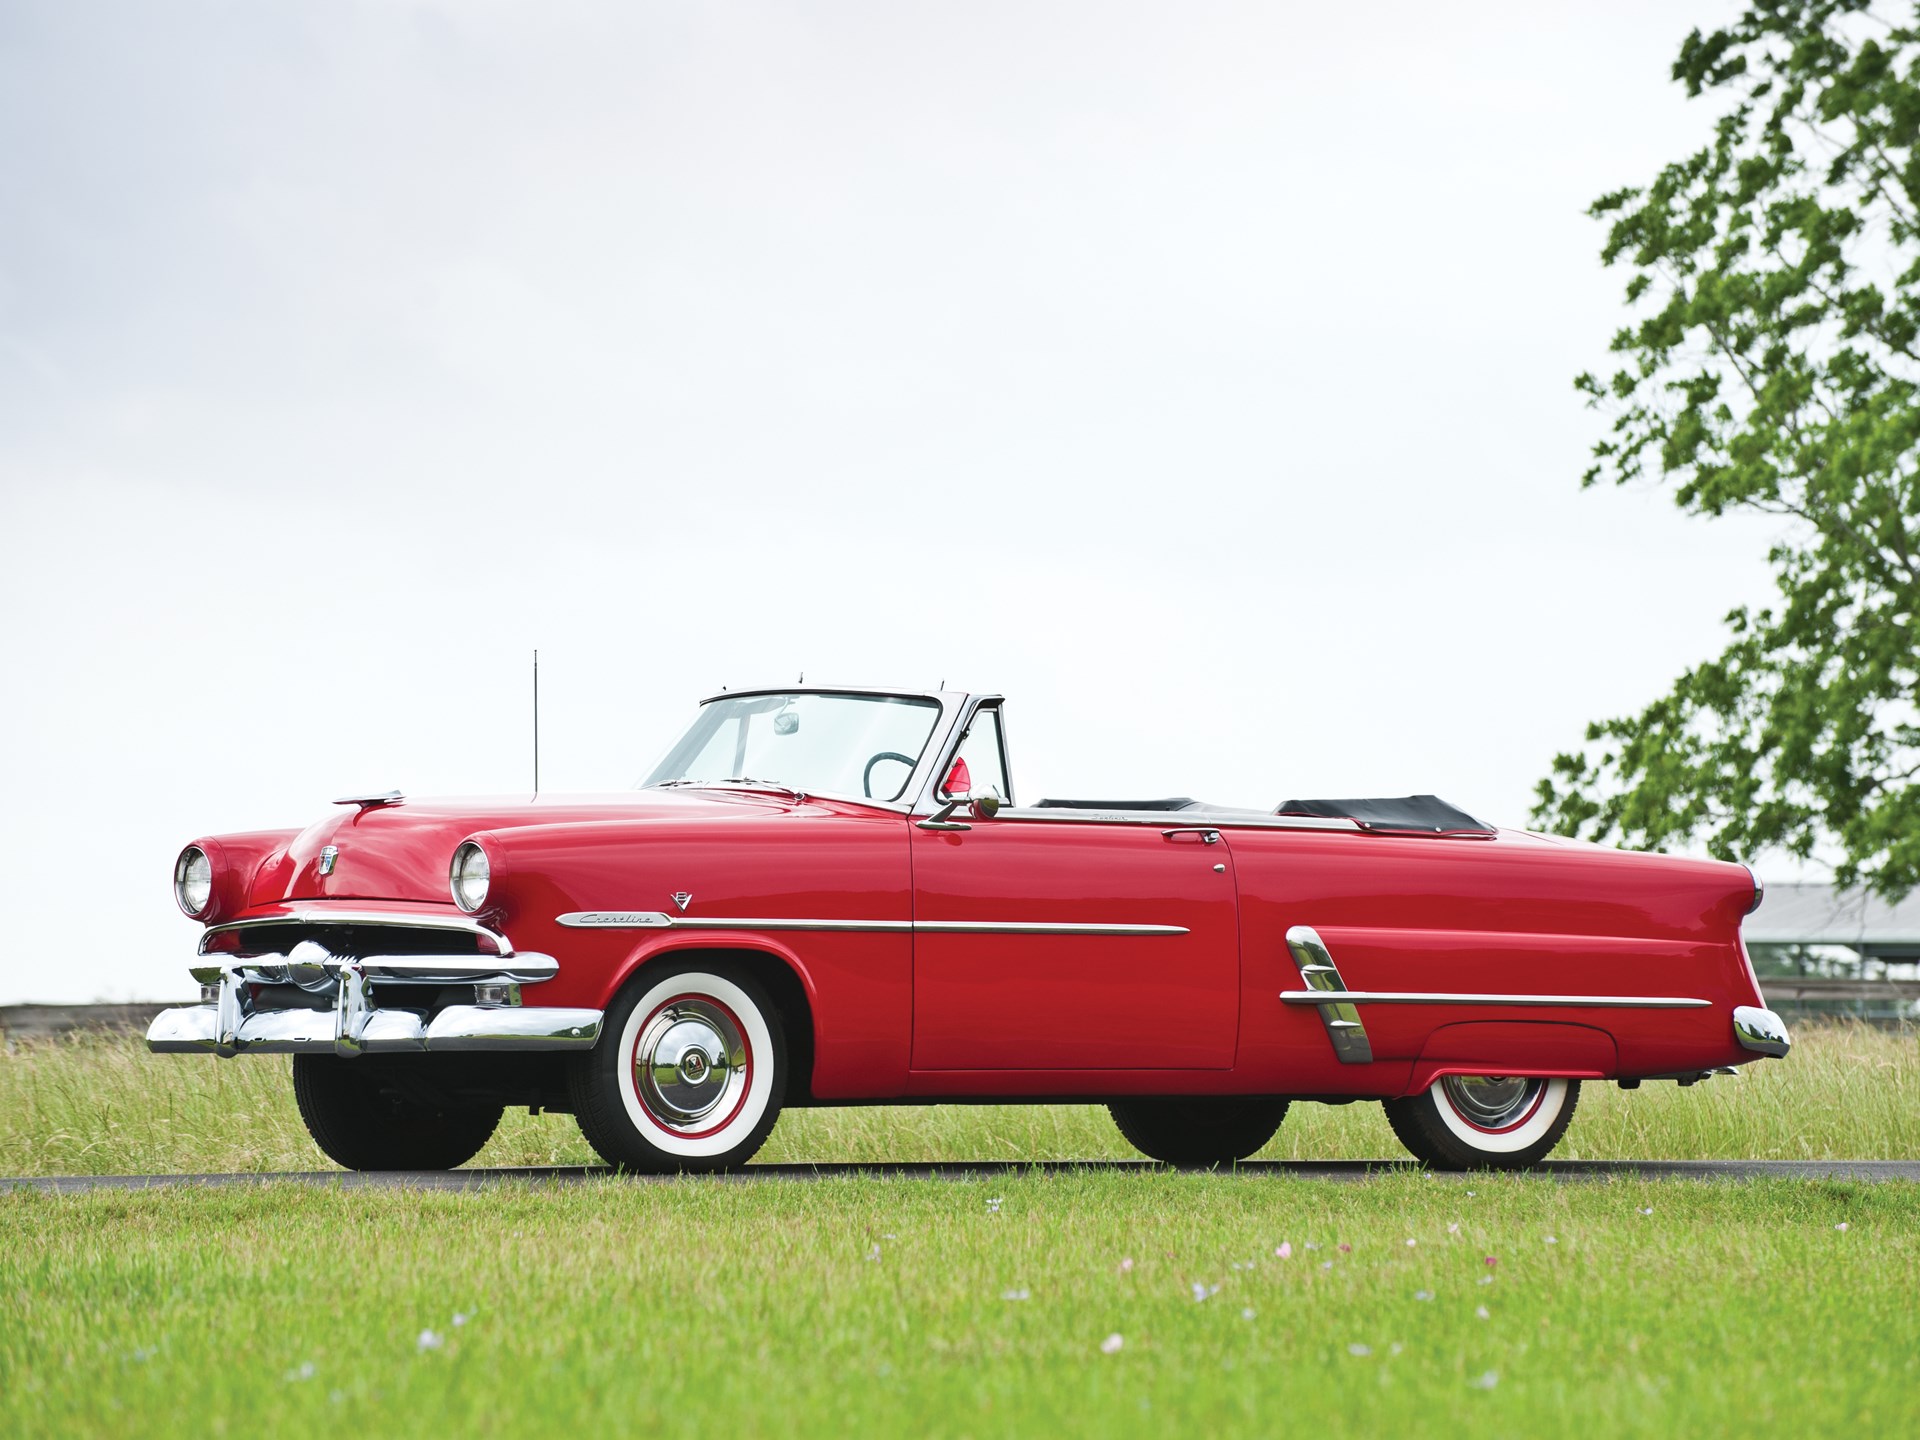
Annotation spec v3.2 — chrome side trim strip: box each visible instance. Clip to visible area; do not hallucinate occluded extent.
[1285,925,1372,1065]
[559,912,910,932]
[915,921,1190,936]
[555,911,1188,936]
[1000,808,1363,833]
[199,909,515,957]
[1277,990,1713,1009]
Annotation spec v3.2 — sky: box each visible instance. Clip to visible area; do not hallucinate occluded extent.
[0,0,1781,1004]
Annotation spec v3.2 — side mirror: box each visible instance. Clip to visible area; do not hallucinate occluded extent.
[917,786,1001,832]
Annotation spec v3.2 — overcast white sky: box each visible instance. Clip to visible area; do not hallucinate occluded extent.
[2,0,1786,1004]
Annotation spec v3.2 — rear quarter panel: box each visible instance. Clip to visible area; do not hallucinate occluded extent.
[1225,827,1762,1093]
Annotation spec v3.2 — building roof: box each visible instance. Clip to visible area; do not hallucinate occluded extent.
[1743,881,1920,948]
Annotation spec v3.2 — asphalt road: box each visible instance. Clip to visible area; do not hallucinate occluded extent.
[5,1159,1918,1193]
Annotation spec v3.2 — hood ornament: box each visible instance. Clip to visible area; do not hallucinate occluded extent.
[333,790,404,811]
[318,845,339,876]
[671,891,693,913]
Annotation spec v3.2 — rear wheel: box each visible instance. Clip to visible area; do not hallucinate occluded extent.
[569,961,787,1173]
[1383,1075,1579,1170]
[1108,1096,1290,1167]
[291,1055,503,1171]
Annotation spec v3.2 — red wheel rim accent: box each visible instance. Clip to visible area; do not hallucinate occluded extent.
[1442,1077,1549,1135]
[628,993,754,1141]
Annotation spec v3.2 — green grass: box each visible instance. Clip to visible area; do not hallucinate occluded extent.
[4,1027,1918,1436]
[1,1023,1915,1176]
[3,1174,1916,1437]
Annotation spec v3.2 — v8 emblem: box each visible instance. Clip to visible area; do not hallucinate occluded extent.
[671,891,693,913]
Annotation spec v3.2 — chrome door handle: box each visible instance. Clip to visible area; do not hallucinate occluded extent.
[1160,828,1220,844]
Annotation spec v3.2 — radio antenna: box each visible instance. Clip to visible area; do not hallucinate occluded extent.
[532,648,540,795]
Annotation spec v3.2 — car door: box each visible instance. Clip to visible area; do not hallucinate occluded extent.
[910,799,1242,1070]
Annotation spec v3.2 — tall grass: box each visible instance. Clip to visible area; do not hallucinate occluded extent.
[1,1023,1913,1175]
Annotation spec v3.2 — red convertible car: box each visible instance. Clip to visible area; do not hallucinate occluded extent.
[149,686,1790,1172]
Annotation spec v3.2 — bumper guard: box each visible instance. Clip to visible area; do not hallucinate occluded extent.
[147,950,601,1058]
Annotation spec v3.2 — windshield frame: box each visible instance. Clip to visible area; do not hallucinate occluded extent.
[640,688,967,811]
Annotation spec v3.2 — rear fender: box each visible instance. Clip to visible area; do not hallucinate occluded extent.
[1404,1020,1617,1095]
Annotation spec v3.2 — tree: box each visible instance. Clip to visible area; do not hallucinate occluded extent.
[1535,0,1920,897]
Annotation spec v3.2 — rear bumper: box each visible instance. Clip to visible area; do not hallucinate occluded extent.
[149,952,601,1058]
[1732,1005,1791,1058]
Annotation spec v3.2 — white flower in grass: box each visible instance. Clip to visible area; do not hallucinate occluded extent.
[1477,1275,1494,1287]
[1637,1207,1654,1216]
[1001,1288,1031,1301]
[1347,1343,1372,1357]
[1231,1259,1256,1272]
[1405,1238,1417,1248]
[417,1330,444,1352]
[1835,1221,1850,1232]
[1415,1291,1433,1302]
[1118,1256,1135,1273]
[1100,1333,1124,1355]
[1447,1223,1461,1235]
[284,1362,315,1382]
[1389,1342,1404,1357]
[1191,1282,1221,1302]
[1274,1242,1292,1259]
[1241,1307,1257,1321]
[1544,1235,1558,1245]
[1321,1261,1334,1271]
[1470,1370,1499,1390]
[866,1243,882,1263]
[452,1310,473,1328]
[1475,1306,1490,1320]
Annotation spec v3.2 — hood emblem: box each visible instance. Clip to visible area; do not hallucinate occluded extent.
[318,844,339,877]
[671,891,693,913]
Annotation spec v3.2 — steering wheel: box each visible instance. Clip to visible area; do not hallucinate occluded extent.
[863,751,917,800]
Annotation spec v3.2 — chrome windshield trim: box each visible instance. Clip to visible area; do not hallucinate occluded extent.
[198,909,515,957]
[1278,990,1712,1009]
[556,911,1186,936]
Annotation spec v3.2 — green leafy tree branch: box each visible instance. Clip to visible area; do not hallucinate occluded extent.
[1535,0,1920,895]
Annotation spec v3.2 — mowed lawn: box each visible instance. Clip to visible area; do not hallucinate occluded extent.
[1,1023,1916,1176]
[2,1174,1916,1437]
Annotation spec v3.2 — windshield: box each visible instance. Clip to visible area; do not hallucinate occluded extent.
[642,693,942,802]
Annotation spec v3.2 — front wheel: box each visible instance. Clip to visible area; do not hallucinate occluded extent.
[1383,1076,1579,1171]
[1108,1096,1290,1167]
[569,962,787,1173]
[291,1055,503,1171]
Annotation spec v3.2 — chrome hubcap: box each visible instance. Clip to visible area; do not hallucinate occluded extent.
[1441,1075,1541,1129]
[633,999,748,1129]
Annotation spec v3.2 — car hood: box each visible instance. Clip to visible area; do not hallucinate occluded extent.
[251,789,821,907]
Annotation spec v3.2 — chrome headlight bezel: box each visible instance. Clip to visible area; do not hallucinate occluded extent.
[174,845,214,918]
[450,840,492,913]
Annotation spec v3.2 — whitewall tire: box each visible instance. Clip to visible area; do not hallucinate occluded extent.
[570,962,786,1172]
[1383,1075,1579,1171]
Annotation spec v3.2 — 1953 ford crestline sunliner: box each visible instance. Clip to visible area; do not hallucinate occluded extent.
[148,686,1791,1172]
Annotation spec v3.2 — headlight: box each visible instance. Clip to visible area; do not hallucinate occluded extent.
[174,845,213,918]
[450,841,491,912]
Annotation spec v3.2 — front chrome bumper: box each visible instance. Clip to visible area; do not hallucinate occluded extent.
[1732,1004,1791,1058]
[148,951,601,1058]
